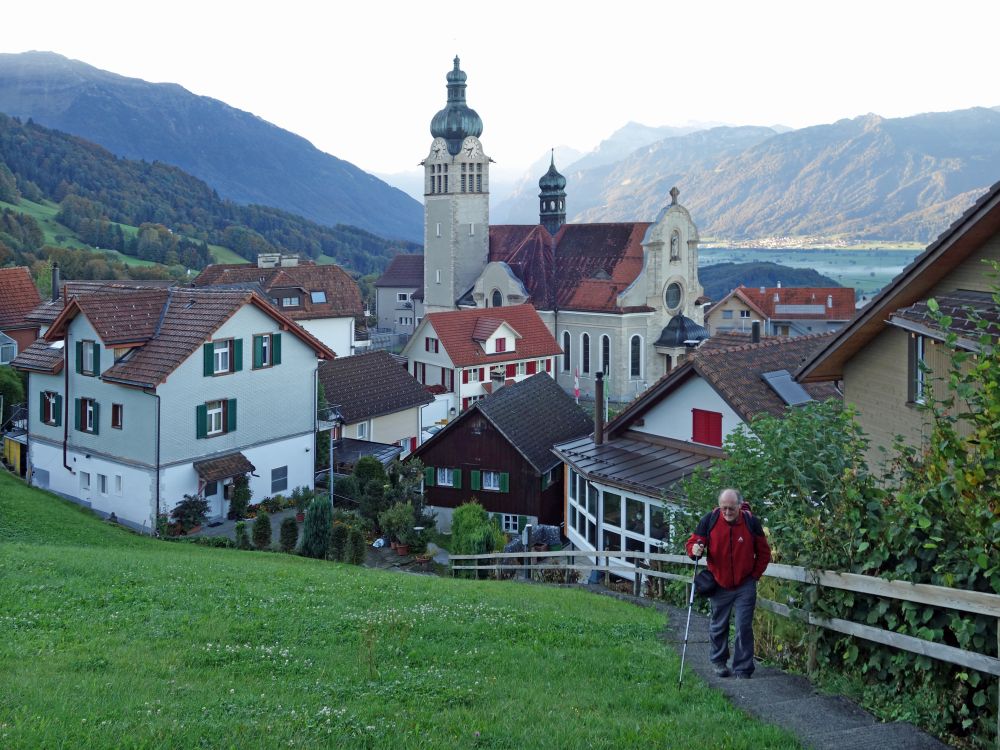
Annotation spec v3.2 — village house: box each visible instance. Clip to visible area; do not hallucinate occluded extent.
[374,254,425,338]
[0,266,42,364]
[412,372,592,532]
[12,286,334,532]
[798,180,1000,471]
[706,284,855,338]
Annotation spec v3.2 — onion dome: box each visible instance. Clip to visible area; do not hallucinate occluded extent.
[655,315,709,348]
[430,56,484,155]
[538,152,566,192]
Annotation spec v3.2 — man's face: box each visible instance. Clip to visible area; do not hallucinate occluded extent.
[718,493,740,523]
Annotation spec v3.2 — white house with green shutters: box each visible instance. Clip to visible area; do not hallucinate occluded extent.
[13,287,334,532]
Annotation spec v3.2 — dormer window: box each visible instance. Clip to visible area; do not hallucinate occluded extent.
[310,291,327,304]
[495,337,506,353]
[282,296,300,307]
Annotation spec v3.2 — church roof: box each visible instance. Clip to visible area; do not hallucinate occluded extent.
[489,222,651,313]
[429,57,483,155]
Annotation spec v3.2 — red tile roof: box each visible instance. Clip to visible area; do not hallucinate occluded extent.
[191,263,362,321]
[0,267,42,329]
[375,254,424,288]
[11,338,64,373]
[471,317,505,341]
[25,280,176,326]
[421,304,561,367]
[736,285,855,321]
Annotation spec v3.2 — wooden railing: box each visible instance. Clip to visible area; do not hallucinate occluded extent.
[450,549,1000,742]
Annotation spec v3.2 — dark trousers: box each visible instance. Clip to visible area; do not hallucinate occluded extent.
[709,577,757,676]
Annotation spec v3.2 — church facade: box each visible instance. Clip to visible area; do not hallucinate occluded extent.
[420,58,709,403]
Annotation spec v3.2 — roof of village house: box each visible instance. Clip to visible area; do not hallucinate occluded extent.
[10,338,65,373]
[25,280,176,326]
[799,180,1000,383]
[193,452,256,482]
[0,266,42,329]
[552,433,722,500]
[191,262,363,321]
[487,222,653,313]
[699,330,781,350]
[711,285,855,322]
[417,304,561,367]
[375,254,424,288]
[609,333,841,432]
[416,372,593,474]
[15,288,334,387]
[889,290,1000,351]
[317,349,433,424]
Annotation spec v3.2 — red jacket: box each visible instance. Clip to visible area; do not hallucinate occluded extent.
[685,509,771,589]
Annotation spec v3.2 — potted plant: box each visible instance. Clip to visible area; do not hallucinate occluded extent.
[292,486,312,523]
[379,502,415,555]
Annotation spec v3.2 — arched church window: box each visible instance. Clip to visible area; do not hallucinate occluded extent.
[491,290,502,308]
[630,335,642,378]
[601,335,610,374]
[562,332,571,371]
[581,333,590,374]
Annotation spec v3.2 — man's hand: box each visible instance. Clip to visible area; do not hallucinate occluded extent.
[691,543,705,558]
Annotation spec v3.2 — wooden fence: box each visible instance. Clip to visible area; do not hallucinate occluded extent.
[450,549,1000,743]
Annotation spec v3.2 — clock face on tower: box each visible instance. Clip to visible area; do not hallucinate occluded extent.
[429,138,449,160]
[462,138,481,159]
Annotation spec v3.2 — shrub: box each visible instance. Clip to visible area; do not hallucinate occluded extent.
[234,521,251,550]
[252,510,272,550]
[345,525,367,566]
[330,522,349,561]
[169,494,209,533]
[334,475,359,505]
[301,497,332,559]
[262,495,283,514]
[279,517,299,553]
[451,501,505,555]
[228,475,252,519]
[379,501,415,543]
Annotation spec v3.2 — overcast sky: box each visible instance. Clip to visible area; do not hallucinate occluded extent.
[3,0,997,178]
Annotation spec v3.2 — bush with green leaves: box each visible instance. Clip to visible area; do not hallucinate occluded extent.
[252,510,272,550]
[378,501,415,543]
[451,501,506,556]
[330,522,349,561]
[344,525,367,565]
[234,521,251,550]
[169,494,209,533]
[228,475,252,520]
[279,517,299,553]
[300,497,332,559]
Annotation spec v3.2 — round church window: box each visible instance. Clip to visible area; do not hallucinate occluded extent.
[664,282,683,310]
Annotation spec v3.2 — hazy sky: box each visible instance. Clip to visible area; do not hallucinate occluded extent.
[3,0,997,177]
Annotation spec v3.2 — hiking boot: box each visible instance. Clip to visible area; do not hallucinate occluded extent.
[712,662,732,678]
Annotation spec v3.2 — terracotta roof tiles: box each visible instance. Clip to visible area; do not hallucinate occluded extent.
[25,280,176,326]
[0,267,42,329]
[891,290,1000,349]
[421,304,561,367]
[738,286,856,320]
[318,350,433,424]
[11,338,64,373]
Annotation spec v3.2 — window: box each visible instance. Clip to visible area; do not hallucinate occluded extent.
[205,481,218,497]
[271,466,288,493]
[500,514,519,533]
[491,290,503,307]
[196,399,236,438]
[0,342,14,364]
[281,296,300,307]
[253,333,281,368]
[630,335,642,378]
[483,471,501,491]
[98,474,108,495]
[310,291,327,304]
[495,337,506,353]
[722,309,734,320]
[435,467,459,487]
[40,391,61,426]
[908,334,928,404]
[214,340,230,373]
[397,292,409,302]
[664,282,682,310]
[692,408,723,447]
[424,337,439,353]
[111,403,123,429]
[601,335,610,374]
[76,398,98,434]
[435,269,441,283]
[562,331,571,371]
[739,310,751,319]
[77,339,99,376]
[467,367,482,382]
[626,497,645,534]
[80,471,91,490]
[581,333,590,374]
[357,422,368,440]
[204,339,242,376]
[603,492,622,527]
[114,475,123,495]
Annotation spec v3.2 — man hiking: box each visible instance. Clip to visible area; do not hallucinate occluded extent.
[685,488,772,678]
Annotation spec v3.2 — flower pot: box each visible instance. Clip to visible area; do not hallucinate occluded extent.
[396,544,409,556]
[390,540,399,551]
[295,512,305,523]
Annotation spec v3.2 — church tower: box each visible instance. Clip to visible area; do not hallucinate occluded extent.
[538,151,566,235]
[422,57,491,314]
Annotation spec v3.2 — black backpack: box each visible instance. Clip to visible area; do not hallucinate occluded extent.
[695,507,766,539]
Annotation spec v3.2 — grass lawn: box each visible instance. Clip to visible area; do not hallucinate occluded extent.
[0,472,800,749]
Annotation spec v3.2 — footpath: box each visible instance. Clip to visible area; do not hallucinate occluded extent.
[592,586,950,750]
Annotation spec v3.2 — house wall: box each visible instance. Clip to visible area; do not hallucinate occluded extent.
[297,317,353,358]
[629,375,743,444]
[376,287,418,334]
[372,406,421,450]
[706,299,763,335]
[932,235,1000,293]
[158,304,316,465]
[1,325,40,358]
[418,412,551,522]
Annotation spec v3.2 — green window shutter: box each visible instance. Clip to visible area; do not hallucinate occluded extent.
[203,343,214,376]
[196,404,207,439]
[92,343,101,375]
[226,399,237,432]
[74,399,81,431]
[253,335,263,369]
[424,467,435,486]
[272,333,282,365]
[500,472,509,493]
[518,515,527,532]
[452,468,462,489]
[232,339,243,372]
[39,392,46,422]
[54,395,62,427]
[470,470,481,491]
[91,402,99,435]
[75,341,83,374]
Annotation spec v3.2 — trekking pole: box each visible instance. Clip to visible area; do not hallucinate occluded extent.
[677,555,701,688]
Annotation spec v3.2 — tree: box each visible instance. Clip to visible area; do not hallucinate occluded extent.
[228,475,252,519]
[0,366,25,424]
[252,510,272,550]
[451,501,506,556]
[279,517,299,553]
[300,497,332,559]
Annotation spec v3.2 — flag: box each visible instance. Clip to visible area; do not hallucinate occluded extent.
[574,368,580,404]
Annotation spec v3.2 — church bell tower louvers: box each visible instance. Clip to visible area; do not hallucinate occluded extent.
[422,57,490,313]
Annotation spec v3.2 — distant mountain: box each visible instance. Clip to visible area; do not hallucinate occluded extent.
[0,51,422,243]
[564,109,1000,243]
[699,262,840,302]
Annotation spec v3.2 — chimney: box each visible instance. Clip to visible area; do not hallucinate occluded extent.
[774,292,780,303]
[594,371,605,446]
[51,262,60,302]
[777,281,781,288]
[751,321,761,343]
[827,294,833,309]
